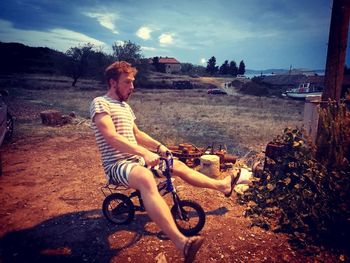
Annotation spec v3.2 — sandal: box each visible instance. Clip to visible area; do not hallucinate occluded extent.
[183,236,204,263]
[224,168,241,197]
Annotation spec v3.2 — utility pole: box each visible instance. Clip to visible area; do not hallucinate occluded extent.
[315,0,350,166]
[322,0,350,101]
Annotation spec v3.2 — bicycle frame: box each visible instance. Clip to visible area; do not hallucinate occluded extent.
[100,153,183,213]
[101,153,206,235]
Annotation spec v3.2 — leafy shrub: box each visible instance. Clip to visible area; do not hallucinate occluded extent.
[239,81,269,96]
[316,99,350,169]
[230,79,244,89]
[238,124,350,254]
[251,76,264,84]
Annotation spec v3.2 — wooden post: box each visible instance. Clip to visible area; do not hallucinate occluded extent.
[303,94,322,143]
[322,0,350,101]
[316,0,350,165]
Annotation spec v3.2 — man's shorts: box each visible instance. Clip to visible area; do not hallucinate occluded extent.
[107,157,166,187]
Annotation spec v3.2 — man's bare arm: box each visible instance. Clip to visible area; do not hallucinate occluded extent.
[133,124,169,155]
[94,112,159,165]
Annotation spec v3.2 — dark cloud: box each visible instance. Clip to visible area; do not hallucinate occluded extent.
[0,0,345,69]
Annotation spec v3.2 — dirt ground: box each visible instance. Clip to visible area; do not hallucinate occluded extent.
[0,90,340,263]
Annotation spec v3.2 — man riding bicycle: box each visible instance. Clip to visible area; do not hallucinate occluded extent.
[90,61,240,263]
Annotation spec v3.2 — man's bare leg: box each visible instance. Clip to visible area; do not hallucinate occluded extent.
[172,160,239,195]
[128,166,187,250]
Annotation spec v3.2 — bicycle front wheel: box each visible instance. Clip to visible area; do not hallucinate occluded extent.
[102,193,135,224]
[171,200,206,236]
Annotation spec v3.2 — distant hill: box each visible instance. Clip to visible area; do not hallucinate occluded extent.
[246,68,286,75]
[246,68,325,76]
[0,42,68,74]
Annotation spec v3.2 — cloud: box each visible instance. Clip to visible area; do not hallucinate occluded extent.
[114,40,124,46]
[0,19,108,52]
[136,26,153,40]
[141,46,156,51]
[159,33,174,46]
[83,12,119,34]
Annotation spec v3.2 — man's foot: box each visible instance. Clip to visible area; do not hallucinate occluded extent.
[224,168,241,197]
[183,236,204,263]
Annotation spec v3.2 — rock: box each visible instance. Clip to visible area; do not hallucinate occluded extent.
[40,110,72,126]
[235,184,250,195]
[40,110,62,126]
[237,168,252,184]
[155,252,167,263]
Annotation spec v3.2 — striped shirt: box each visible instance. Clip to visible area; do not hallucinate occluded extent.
[90,95,141,175]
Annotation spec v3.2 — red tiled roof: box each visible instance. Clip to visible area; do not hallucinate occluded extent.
[148,57,180,64]
[158,57,180,64]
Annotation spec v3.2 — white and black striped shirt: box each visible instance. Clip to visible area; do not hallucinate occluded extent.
[90,95,139,172]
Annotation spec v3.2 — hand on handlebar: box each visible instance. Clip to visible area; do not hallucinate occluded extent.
[143,150,160,167]
[157,144,171,157]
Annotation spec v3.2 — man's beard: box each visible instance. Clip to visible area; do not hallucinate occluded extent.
[115,89,131,102]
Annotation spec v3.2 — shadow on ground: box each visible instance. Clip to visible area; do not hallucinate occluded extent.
[0,207,228,263]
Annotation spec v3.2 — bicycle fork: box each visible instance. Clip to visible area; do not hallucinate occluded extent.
[172,192,189,221]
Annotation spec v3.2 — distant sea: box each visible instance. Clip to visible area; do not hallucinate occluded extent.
[244,69,325,79]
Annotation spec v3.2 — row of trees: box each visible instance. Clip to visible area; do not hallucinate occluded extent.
[206,56,246,76]
[64,41,246,86]
[64,41,144,86]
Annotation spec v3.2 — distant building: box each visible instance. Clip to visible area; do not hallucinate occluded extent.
[150,57,181,73]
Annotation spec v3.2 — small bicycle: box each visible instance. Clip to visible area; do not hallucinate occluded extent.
[101,153,206,236]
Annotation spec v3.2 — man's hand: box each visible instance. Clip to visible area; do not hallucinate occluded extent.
[143,150,160,167]
[158,144,170,157]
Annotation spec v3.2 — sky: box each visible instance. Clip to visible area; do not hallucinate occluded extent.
[0,0,348,70]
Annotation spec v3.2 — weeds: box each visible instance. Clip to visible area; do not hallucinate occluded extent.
[239,108,350,255]
[316,99,350,169]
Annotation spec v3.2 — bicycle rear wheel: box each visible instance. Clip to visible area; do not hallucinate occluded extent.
[102,193,135,224]
[171,200,206,236]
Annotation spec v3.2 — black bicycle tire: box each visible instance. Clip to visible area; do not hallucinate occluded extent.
[102,193,135,224]
[171,199,206,236]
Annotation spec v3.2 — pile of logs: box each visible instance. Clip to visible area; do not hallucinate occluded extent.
[40,110,75,126]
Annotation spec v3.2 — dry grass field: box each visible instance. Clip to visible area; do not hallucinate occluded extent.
[4,74,304,157]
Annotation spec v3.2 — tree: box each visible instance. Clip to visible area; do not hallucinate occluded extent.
[112,40,143,64]
[238,60,246,75]
[152,56,161,72]
[65,43,94,86]
[219,60,229,75]
[206,56,218,75]
[229,60,238,77]
[180,63,194,74]
[85,49,114,81]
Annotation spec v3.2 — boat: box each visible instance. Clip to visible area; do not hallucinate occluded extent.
[282,82,324,99]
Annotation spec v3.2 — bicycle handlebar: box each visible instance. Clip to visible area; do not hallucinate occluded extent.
[159,151,173,172]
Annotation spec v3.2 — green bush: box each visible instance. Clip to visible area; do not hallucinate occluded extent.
[239,81,269,96]
[238,125,350,254]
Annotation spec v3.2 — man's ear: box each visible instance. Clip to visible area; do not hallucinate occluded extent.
[108,79,116,89]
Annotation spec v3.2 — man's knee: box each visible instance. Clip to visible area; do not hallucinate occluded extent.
[173,159,188,173]
[128,166,157,192]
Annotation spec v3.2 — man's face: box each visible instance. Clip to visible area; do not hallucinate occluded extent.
[113,73,135,102]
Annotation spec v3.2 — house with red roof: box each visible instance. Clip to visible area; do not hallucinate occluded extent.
[150,57,181,73]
